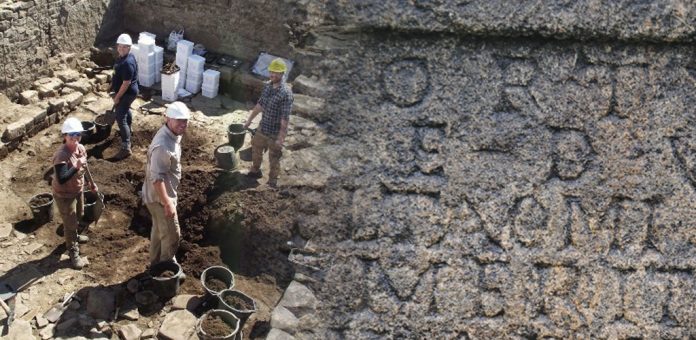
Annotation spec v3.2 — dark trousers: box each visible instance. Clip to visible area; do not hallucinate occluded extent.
[115,93,136,150]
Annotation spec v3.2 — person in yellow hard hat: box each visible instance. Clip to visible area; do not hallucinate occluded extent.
[243,58,294,188]
[52,117,98,269]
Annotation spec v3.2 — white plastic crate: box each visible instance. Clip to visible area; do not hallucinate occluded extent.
[187,55,205,70]
[176,40,194,55]
[201,89,218,99]
[162,91,177,102]
[185,79,201,94]
[203,69,220,81]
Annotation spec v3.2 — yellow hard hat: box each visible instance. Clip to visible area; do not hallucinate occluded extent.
[268,58,287,73]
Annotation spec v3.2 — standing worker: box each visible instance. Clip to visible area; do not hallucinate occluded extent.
[111,33,139,160]
[243,58,294,187]
[52,117,98,269]
[141,102,190,273]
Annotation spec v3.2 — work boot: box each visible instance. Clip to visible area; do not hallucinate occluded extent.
[77,234,89,243]
[69,249,89,270]
[113,148,132,160]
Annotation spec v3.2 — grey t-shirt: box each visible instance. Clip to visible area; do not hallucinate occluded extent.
[142,125,182,205]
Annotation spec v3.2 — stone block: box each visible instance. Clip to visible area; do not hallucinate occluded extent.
[60,87,75,95]
[65,78,93,94]
[22,105,47,125]
[2,116,32,142]
[54,68,80,83]
[292,94,325,121]
[267,328,295,340]
[118,324,142,340]
[94,74,108,84]
[32,77,63,98]
[19,90,38,105]
[158,310,197,340]
[48,98,66,114]
[278,281,318,315]
[171,294,203,311]
[62,92,83,110]
[271,305,299,333]
[6,319,33,340]
[292,75,327,98]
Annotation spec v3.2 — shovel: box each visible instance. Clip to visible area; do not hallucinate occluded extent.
[84,165,105,227]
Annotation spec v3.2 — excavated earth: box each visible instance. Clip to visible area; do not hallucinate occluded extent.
[0,92,302,338]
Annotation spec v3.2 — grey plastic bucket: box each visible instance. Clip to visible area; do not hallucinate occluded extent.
[29,193,54,225]
[201,266,235,296]
[227,123,245,150]
[214,145,238,170]
[148,260,183,300]
[217,289,257,328]
[196,309,240,340]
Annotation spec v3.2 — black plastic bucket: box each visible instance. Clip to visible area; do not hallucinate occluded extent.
[217,289,257,328]
[196,309,240,340]
[227,124,245,150]
[148,261,182,300]
[201,266,235,296]
[81,121,96,144]
[29,193,54,225]
[93,114,114,143]
[214,145,238,170]
[82,191,103,223]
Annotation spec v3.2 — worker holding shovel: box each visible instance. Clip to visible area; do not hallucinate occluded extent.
[111,33,139,160]
[141,102,190,276]
[52,117,98,270]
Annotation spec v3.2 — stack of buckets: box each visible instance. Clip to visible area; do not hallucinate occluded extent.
[176,40,194,90]
[185,55,205,94]
[199,266,257,340]
[202,69,220,98]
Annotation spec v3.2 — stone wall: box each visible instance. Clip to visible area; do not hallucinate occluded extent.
[122,0,307,64]
[0,0,121,99]
[303,1,696,338]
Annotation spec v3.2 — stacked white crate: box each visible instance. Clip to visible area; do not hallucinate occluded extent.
[175,40,194,89]
[137,35,156,87]
[202,69,220,98]
[154,46,164,83]
[185,55,205,94]
[161,71,179,102]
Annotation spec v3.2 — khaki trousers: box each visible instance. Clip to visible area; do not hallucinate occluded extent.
[146,202,181,266]
[54,193,84,251]
[251,131,283,181]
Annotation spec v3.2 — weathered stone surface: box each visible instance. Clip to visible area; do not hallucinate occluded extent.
[118,324,142,340]
[2,117,32,142]
[62,92,84,110]
[158,310,196,340]
[6,319,34,340]
[266,328,295,340]
[0,222,12,238]
[64,78,93,94]
[292,75,328,98]
[32,77,63,98]
[19,90,39,105]
[278,281,318,315]
[171,294,203,311]
[39,323,55,339]
[48,98,66,115]
[55,69,81,83]
[270,305,299,333]
[292,94,325,122]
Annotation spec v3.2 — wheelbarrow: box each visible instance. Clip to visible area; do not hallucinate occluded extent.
[0,282,16,330]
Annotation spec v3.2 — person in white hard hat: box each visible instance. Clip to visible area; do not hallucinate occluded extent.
[51,117,98,270]
[111,33,139,160]
[141,102,190,275]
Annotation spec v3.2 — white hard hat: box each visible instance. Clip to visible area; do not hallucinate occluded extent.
[61,117,84,134]
[165,101,191,119]
[116,33,132,46]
